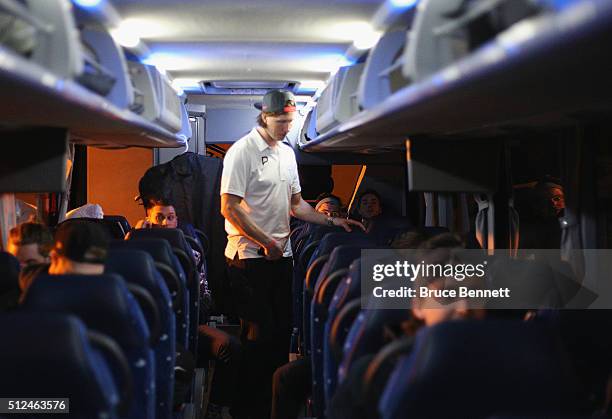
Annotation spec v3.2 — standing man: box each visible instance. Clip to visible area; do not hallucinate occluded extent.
[220,90,362,418]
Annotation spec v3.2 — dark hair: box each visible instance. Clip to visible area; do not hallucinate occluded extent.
[9,223,53,257]
[357,189,382,205]
[256,111,286,128]
[54,220,109,264]
[144,196,175,211]
[315,192,341,204]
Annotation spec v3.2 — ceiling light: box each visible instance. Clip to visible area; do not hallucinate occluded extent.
[117,18,166,39]
[330,22,381,50]
[72,0,104,7]
[142,52,194,72]
[172,78,201,91]
[298,80,326,91]
[110,27,140,48]
[389,0,419,9]
[313,54,354,73]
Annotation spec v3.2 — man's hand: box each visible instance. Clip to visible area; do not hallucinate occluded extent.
[135,219,152,229]
[263,239,284,261]
[332,217,366,232]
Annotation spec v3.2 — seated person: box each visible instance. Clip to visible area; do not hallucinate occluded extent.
[48,220,108,275]
[135,196,241,417]
[18,220,110,299]
[135,196,212,313]
[354,190,383,233]
[7,222,53,269]
[329,234,486,419]
[315,193,342,217]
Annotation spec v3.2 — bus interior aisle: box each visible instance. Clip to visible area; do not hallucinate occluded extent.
[0,0,612,419]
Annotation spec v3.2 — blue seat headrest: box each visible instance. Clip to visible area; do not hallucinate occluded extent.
[106,249,159,295]
[325,245,366,275]
[316,232,372,257]
[0,312,118,415]
[111,238,176,268]
[128,228,191,254]
[22,274,149,348]
[393,319,580,416]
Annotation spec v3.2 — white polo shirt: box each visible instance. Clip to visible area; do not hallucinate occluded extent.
[221,127,301,259]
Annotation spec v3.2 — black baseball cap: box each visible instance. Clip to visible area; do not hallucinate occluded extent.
[54,220,109,264]
[254,90,296,113]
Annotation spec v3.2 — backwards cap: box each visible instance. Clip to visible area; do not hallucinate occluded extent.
[254,89,296,113]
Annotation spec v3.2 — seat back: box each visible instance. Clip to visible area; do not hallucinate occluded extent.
[380,320,582,418]
[0,312,124,418]
[362,336,414,419]
[111,238,190,347]
[339,308,412,385]
[59,217,124,240]
[106,249,176,419]
[104,215,132,234]
[323,259,362,405]
[22,274,156,419]
[303,237,373,357]
[128,228,200,352]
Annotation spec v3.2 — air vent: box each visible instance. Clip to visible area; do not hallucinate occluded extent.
[201,80,299,95]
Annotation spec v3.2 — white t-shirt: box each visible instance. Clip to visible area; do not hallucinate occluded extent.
[221,127,301,259]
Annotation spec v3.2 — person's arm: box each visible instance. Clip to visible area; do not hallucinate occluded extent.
[290,193,364,232]
[221,193,284,260]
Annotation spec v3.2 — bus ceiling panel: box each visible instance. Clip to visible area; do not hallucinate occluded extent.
[0,46,186,148]
[302,0,612,153]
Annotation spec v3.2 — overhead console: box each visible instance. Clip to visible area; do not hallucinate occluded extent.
[0,0,188,148]
[358,30,409,110]
[315,63,364,134]
[302,0,612,153]
[403,0,541,83]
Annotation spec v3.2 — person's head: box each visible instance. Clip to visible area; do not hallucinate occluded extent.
[7,222,53,268]
[357,190,382,220]
[144,197,178,228]
[411,234,486,326]
[533,180,565,217]
[315,193,342,217]
[256,90,296,142]
[49,220,109,275]
[545,185,565,215]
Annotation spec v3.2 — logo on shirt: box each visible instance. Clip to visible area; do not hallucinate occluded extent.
[261,156,268,165]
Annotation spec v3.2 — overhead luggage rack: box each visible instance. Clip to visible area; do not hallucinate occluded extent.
[301,0,612,153]
[0,44,187,148]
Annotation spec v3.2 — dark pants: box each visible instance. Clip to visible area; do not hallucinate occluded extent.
[197,325,242,407]
[271,357,312,419]
[226,256,293,419]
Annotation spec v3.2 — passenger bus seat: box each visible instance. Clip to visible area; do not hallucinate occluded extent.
[0,312,129,419]
[21,274,156,419]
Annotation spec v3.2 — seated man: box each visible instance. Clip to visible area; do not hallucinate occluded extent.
[7,222,53,269]
[314,193,342,217]
[135,196,212,314]
[136,195,241,418]
[18,220,109,300]
[329,234,486,419]
[354,190,383,233]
